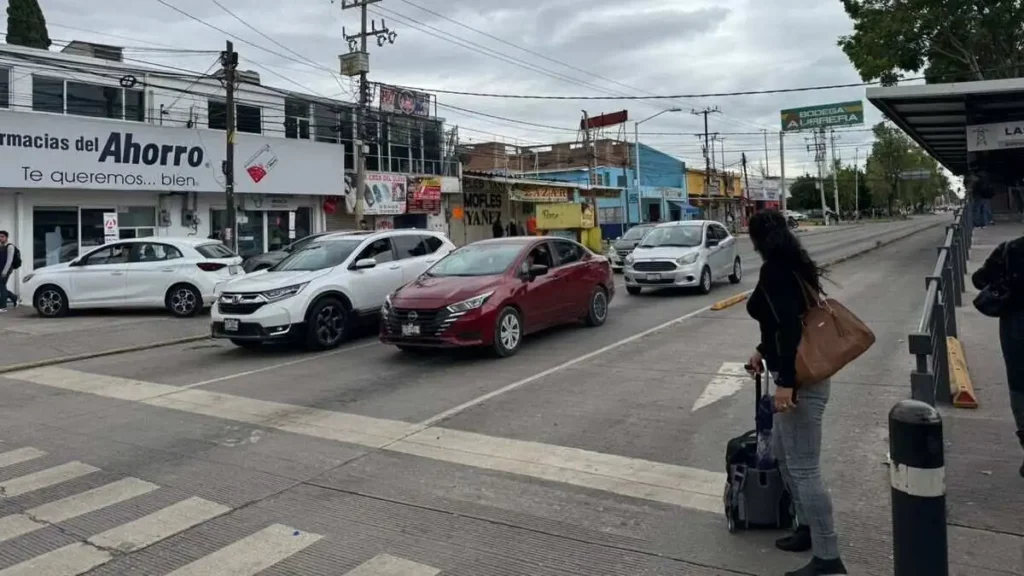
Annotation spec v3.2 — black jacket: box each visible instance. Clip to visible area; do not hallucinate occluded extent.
[746,260,809,388]
[973,237,1024,307]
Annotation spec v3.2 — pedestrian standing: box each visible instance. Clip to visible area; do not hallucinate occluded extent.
[507,219,518,237]
[0,231,18,312]
[745,210,846,576]
[972,235,1024,477]
[492,216,504,238]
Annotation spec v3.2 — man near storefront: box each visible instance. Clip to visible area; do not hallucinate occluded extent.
[0,231,18,312]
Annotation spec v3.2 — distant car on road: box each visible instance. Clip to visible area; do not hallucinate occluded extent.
[623,220,741,295]
[241,232,336,273]
[23,238,243,318]
[606,223,657,272]
[211,229,455,350]
[380,237,614,357]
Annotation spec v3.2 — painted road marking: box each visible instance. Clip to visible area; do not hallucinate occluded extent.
[0,542,110,576]
[692,362,750,412]
[0,477,159,543]
[166,523,321,575]
[0,462,99,498]
[0,447,47,469]
[6,367,727,514]
[87,496,229,552]
[345,553,441,576]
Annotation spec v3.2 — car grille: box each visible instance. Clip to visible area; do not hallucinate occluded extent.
[632,261,677,272]
[218,293,266,315]
[383,307,463,338]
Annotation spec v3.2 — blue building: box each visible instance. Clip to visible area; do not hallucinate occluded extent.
[513,141,690,239]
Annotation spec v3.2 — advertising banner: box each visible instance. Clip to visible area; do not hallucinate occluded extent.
[408,176,441,214]
[745,178,781,202]
[780,101,864,132]
[536,203,587,230]
[967,120,1024,152]
[0,110,344,194]
[509,185,571,203]
[362,172,408,215]
[379,85,431,117]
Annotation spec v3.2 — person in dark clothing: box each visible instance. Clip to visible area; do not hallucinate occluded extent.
[745,210,846,576]
[972,236,1024,477]
[507,219,518,237]
[492,217,504,238]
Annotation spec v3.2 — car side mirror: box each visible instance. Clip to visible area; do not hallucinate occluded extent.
[706,238,720,248]
[528,264,549,278]
[353,257,377,269]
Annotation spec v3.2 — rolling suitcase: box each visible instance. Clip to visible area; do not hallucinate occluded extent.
[722,361,794,533]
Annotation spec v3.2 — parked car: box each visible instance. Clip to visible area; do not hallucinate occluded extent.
[606,223,657,272]
[623,220,741,295]
[241,232,335,273]
[211,229,455,350]
[23,238,243,318]
[380,236,613,357]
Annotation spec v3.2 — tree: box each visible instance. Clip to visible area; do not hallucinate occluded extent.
[863,122,948,213]
[6,0,51,50]
[787,175,823,211]
[837,0,1024,85]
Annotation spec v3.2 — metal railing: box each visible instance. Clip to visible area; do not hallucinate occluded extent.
[908,201,974,406]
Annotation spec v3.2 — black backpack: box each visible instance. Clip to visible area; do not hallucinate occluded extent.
[9,244,20,270]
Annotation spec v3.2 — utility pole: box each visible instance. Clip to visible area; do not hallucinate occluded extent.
[339,0,396,226]
[741,152,750,225]
[220,41,238,252]
[762,129,770,178]
[854,147,860,220]
[692,107,720,199]
[779,132,787,213]
[830,128,841,221]
[808,128,828,224]
[580,111,598,217]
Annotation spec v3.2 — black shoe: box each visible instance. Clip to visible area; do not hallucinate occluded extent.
[784,557,848,576]
[775,525,811,552]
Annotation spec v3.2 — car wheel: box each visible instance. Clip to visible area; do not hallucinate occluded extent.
[166,284,202,318]
[729,257,742,284]
[34,285,68,318]
[230,339,262,350]
[491,307,523,357]
[583,286,609,327]
[304,297,348,350]
[626,286,642,296]
[699,266,713,294]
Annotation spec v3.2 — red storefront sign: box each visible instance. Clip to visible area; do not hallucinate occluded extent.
[407,176,442,214]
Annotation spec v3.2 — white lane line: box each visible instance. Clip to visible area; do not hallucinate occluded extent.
[416,294,750,428]
[692,362,750,412]
[0,477,159,543]
[0,462,99,498]
[87,496,230,552]
[0,447,47,469]
[389,428,723,514]
[188,341,380,388]
[5,367,728,514]
[166,523,321,575]
[345,553,440,576]
[0,542,110,576]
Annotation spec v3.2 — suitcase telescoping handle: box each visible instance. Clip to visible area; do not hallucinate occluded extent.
[743,359,771,404]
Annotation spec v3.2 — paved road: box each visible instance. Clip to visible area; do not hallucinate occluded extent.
[0,216,1002,575]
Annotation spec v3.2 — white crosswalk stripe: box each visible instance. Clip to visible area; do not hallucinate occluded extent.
[0,447,46,469]
[0,462,98,497]
[344,553,441,576]
[87,496,229,552]
[166,523,322,575]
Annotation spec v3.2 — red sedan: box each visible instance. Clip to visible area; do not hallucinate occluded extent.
[380,236,614,356]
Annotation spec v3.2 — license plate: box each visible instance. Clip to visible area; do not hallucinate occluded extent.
[229,265,241,275]
[646,273,662,281]
[402,323,420,336]
[224,318,239,332]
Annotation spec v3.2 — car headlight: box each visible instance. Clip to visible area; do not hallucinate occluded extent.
[624,254,634,264]
[382,292,394,313]
[260,283,307,303]
[676,252,699,265]
[21,273,34,284]
[446,291,494,313]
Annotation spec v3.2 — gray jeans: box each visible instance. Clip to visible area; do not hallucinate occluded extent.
[772,379,840,559]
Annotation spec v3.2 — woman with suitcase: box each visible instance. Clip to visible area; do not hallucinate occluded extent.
[745,210,847,576]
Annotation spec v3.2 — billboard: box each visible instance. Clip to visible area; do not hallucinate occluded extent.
[362,172,407,215]
[581,110,628,130]
[379,85,431,117]
[780,101,864,132]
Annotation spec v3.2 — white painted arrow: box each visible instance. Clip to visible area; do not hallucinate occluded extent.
[692,362,750,412]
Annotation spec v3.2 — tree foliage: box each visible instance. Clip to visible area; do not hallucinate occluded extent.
[6,0,51,50]
[864,122,950,213]
[838,0,1024,85]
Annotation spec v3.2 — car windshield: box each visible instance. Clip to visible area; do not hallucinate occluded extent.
[270,238,362,271]
[622,226,653,240]
[426,243,523,277]
[638,225,703,248]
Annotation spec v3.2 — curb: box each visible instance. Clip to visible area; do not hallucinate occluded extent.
[946,336,978,408]
[711,293,748,311]
[0,334,210,375]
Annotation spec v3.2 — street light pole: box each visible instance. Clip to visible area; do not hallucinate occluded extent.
[634,108,681,223]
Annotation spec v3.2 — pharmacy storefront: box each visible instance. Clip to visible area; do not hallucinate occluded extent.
[0,109,344,276]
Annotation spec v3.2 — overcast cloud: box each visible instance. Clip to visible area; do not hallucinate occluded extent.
[26,0,897,176]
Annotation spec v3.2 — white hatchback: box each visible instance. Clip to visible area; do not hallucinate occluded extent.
[22,238,243,318]
[623,220,741,295]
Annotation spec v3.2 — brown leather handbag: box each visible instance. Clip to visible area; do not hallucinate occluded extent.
[766,275,876,387]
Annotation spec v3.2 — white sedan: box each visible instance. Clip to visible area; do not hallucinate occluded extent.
[22,237,243,318]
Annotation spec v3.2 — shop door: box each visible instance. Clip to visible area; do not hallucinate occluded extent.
[80,208,115,253]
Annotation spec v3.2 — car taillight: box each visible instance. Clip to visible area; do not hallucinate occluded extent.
[196,262,227,272]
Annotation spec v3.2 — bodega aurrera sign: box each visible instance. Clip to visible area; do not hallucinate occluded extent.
[0,109,342,195]
[780,101,864,132]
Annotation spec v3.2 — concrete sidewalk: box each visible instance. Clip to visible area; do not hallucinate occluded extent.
[949,223,1024,571]
[0,305,208,372]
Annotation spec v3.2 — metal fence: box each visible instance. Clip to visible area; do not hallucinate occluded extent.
[907,201,974,406]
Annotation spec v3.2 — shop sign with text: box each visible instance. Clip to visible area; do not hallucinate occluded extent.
[509,185,570,203]
[463,177,506,227]
[363,172,408,215]
[0,110,343,194]
[780,101,864,132]
[408,175,441,214]
[967,120,1024,152]
[536,203,591,230]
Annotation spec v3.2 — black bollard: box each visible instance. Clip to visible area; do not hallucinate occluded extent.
[889,399,948,576]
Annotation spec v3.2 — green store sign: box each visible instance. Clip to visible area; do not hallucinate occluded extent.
[780,101,864,132]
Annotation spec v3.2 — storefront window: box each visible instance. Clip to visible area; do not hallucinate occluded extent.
[33,207,78,270]
[117,207,157,239]
[210,210,265,258]
[266,208,311,251]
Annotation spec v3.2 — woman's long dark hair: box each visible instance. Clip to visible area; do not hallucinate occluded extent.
[748,210,827,295]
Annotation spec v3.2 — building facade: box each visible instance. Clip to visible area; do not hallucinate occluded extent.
[0,41,456,278]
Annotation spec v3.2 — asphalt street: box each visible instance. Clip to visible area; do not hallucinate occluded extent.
[0,215,995,575]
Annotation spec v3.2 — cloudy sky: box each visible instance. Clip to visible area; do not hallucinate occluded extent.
[26,0,901,176]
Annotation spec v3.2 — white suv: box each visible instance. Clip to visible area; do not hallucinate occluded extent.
[623,220,741,295]
[210,229,455,349]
